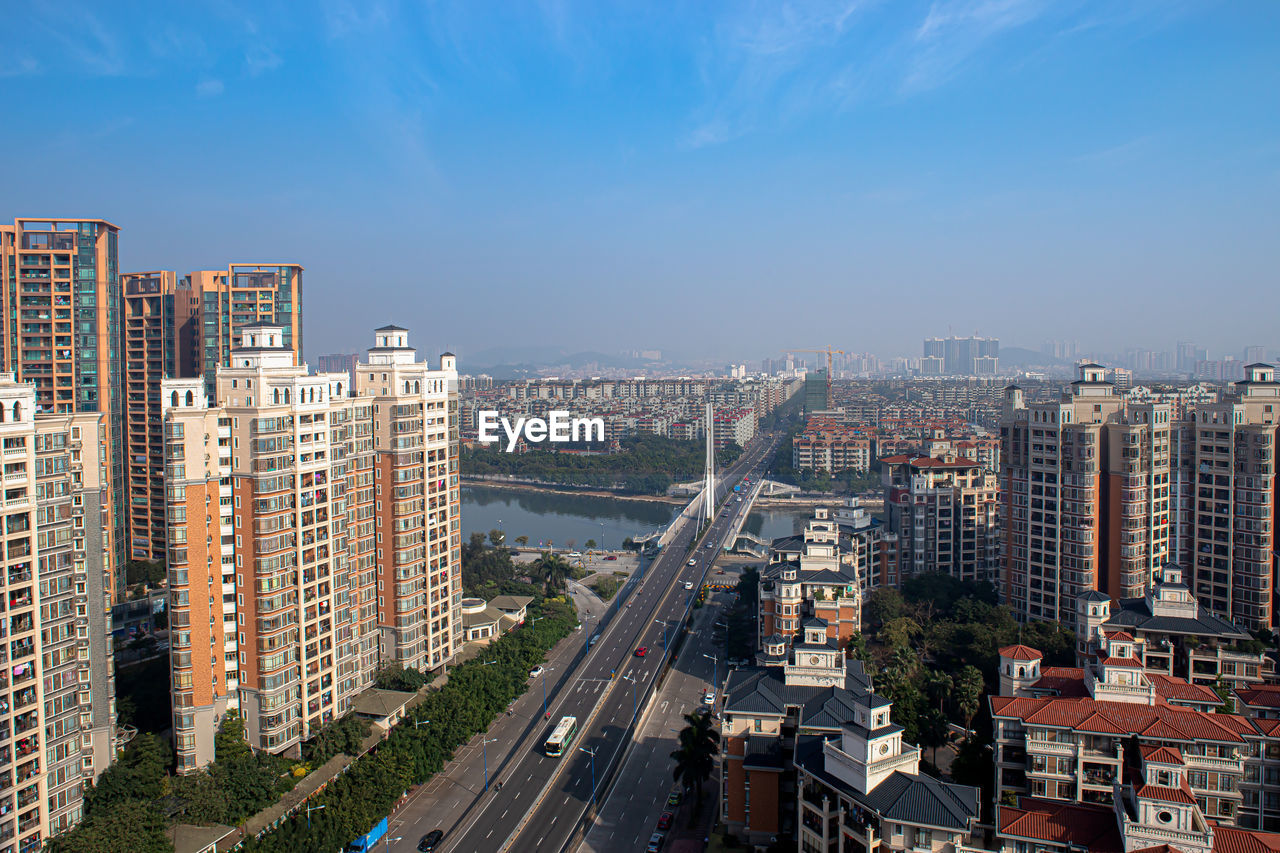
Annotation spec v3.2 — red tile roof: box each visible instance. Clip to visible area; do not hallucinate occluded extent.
[996,799,1280,853]
[1032,667,1089,698]
[999,644,1042,661]
[1140,745,1185,765]
[1105,630,1136,641]
[996,799,1123,852]
[1147,674,1221,707]
[1135,783,1197,804]
[990,695,1254,743]
[1100,656,1145,668]
[1213,826,1280,853]
[1236,686,1280,710]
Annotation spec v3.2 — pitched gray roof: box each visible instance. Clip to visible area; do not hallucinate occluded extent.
[1104,596,1249,639]
[795,736,978,831]
[722,666,865,729]
[490,595,534,612]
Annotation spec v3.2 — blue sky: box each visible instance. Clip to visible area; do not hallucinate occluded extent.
[2,1,1278,364]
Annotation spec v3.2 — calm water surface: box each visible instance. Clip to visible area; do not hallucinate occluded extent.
[462,485,679,549]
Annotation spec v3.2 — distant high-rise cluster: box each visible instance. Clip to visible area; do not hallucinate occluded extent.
[921,334,999,376]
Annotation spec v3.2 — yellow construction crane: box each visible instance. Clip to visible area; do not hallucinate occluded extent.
[785,347,846,399]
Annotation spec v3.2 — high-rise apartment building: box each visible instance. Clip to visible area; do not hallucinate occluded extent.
[922,335,999,375]
[0,374,116,847]
[1000,365,1174,623]
[164,324,460,770]
[881,453,1000,584]
[803,368,828,412]
[0,218,124,596]
[355,325,462,672]
[161,376,235,774]
[317,353,359,388]
[189,264,303,391]
[1173,363,1279,629]
[122,271,203,561]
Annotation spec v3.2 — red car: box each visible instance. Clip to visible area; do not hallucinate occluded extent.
[634,646,648,657]
[657,812,673,830]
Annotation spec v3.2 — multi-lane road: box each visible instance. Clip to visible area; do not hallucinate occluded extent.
[392,434,777,853]
[577,574,741,853]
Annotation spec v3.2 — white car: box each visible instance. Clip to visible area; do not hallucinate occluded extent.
[702,690,715,706]
[683,581,694,590]
[529,665,544,678]
[687,559,696,566]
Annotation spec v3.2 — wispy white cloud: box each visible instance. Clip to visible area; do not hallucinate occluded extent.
[244,43,283,75]
[0,56,39,78]
[196,78,226,97]
[1072,134,1159,164]
[904,0,1050,92]
[41,7,127,76]
[684,1,877,148]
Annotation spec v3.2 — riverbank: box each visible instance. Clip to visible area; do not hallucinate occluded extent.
[461,475,686,505]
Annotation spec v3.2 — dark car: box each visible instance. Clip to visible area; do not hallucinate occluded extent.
[667,789,683,807]
[419,830,444,851]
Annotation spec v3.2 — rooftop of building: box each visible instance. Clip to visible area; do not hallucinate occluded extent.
[1103,595,1251,640]
[989,694,1256,743]
[795,736,979,832]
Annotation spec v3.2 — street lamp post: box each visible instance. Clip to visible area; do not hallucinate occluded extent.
[482,736,498,791]
[528,615,550,717]
[384,835,402,852]
[580,745,598,810]
[702,652,720,693]
[654,618,671,652]
[413,718,431,729]
[306,803,325,829]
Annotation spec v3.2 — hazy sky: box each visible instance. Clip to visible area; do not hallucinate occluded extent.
[3,1,1278,363]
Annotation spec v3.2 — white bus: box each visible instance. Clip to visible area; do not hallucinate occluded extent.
[545,715,578,757]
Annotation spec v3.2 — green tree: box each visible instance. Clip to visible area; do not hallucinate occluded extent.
[535,553,572,596]
[489,528,505,547]
[955,666,985,732]
[584,538,597,551]
[671,711,720,802]
[919,707,950,767]
[515,535,529,548]
[865,587,904,629]
[924,671,954,712]
[48,799,170,853]
[881,616,922,653]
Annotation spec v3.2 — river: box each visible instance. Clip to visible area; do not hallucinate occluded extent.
[462,484,813,551]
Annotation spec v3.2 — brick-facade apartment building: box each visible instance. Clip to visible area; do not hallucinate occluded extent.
[1001,363,1176,624]
[122,264,304,563]
[1003,362,1279,631]
[881,454,1000,584]
[759,503,901,649]
[162,324,461,771]
[0,219,125,594]
[0,375,116,850]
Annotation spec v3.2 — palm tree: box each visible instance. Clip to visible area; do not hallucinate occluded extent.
[537,553,572,596]
[671,711,719,802]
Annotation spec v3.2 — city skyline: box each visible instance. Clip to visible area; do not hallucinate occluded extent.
[2,2,1278,361]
